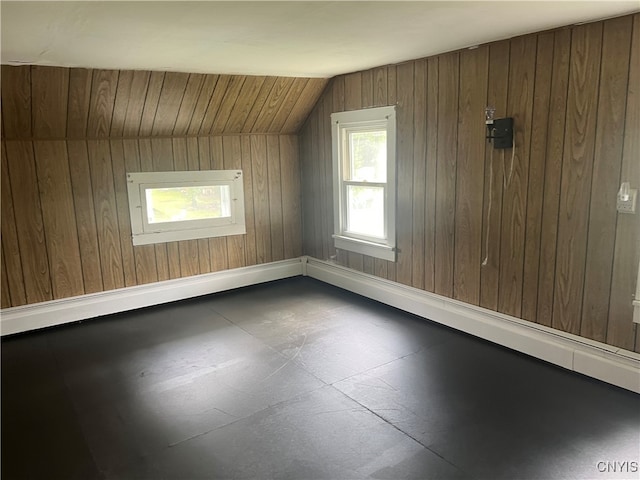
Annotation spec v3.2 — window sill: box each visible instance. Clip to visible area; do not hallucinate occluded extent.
[332,234,396,262]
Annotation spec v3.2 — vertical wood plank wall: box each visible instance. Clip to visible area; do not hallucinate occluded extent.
[1,66,324,309]
[299,14,640,352]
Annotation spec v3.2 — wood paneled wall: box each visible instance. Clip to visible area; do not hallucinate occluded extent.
[1,66,328,138]
[1,65,310,308]
[299,14,640,352]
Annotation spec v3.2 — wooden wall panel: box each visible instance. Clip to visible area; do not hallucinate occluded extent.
[267,135,285,262]
[33,141,84,299]
[1,132,300,306]
[607,13,640,351]
[208,137,229,272]
[479,41,510,310]
[87,140,125,291]
[1,143,27,305]
[298,14,639,350]
[223,136,247,269]
[395,62,415,287]
[67,69,93,138]
[497,35,536,318]
[87,70,119,138]
[536,29,571,327]
[151,73,190,136]
[111,139,138,287]
[454,47,488,305]
[552,23,603,335]
[4,141,52,303]
[580,16,633,342]
[67,140,104,293]
[32,67,69,138]
[1,66,31,139]
[240,136,258,266]
[251,136,272,264]
[521,32,554,322]
[411,59,427,289]
[280,135,302,258]
[434,54,459,297]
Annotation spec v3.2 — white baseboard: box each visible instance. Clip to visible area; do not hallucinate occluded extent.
[0,258,303,336]
[3,254,638,393]
[304,257,640,394]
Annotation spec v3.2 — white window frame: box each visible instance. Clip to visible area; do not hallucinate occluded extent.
[331,105,396,262]
[127,170,246,246]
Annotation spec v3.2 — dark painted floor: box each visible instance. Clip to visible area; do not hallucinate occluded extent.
[2,277,639,480]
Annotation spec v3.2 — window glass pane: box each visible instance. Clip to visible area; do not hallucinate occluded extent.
[348,130,386,182]
[145,185,231,224]
[346,185,384,238]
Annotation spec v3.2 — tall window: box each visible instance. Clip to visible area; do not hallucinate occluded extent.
[331,106,396,262]
[127,170,246,245]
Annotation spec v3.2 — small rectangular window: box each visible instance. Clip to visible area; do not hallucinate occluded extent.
[331,106,396,262]
[127,170,245,246]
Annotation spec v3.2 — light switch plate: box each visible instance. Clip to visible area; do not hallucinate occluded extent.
[617,188,637,214]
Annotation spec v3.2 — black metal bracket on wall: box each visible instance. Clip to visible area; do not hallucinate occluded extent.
[486,117,513,149]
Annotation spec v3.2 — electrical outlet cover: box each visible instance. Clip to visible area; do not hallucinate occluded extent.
[616,188,637,214]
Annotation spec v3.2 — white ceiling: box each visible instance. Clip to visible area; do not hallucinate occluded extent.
[1,1,638,78]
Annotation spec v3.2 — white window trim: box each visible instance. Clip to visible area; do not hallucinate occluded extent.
[331,105,396,262]
[127,170,246,246]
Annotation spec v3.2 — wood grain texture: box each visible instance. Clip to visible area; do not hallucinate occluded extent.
[1,247,10,308]
[222,135,246,269]
[66,68,93,138]
[552,23,603,335]
[4,141,52,303]
[2,66,324,138]
[1,142,27,305]
[211,76,246,134]
[33,141,84,298]
[87,140,125,291]
[521,32,554,322]
[67,140,104,293]
[110,139,138,287]
[32,67,69,138]
[121,71,151,137]
[251,135,272,264]
[424,57,438,293]
[1,66,31,138]
[152,72,190,136]
[208,136,229,272]
[87,70,119,138]
[411,59,427,289]
[224,76,266,134]
[497,35,536,318]
[454,47,488,305]
[395,62,415,286]
[434,53,459,297]
[241,136,258,266]
[580,16,632,342]
[298,15,637,350]
[479,41,510,310]
[606,13,640,350]
[173,74,205,136]
[280,135,302,258]
[536,29,571,327]
[139,72,165,136]
[267,135,285,262]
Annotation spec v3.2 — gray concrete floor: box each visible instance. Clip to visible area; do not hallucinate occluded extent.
[2,277,639,479]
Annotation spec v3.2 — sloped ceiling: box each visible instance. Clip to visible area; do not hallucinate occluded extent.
[1,1,638,78]
[1,66,329,137]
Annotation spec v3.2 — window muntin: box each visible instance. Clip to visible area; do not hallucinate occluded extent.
[331,106,396,262]
[127,170,245,246]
